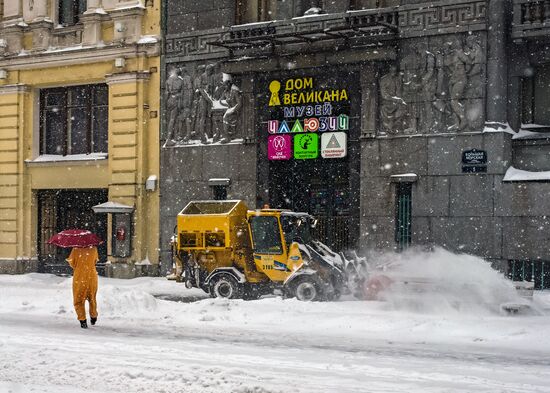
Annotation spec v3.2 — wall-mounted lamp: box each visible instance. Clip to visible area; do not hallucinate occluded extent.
[114,57,126,68]
[0,70,7,79]
[146,175,157,192]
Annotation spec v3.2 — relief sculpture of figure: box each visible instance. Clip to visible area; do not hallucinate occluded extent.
[189,64,204,141]
[380,65,407,135]
[178,67,194,143]
[165,67,184,145]
[464,35,484,128]
[465,36,483,87]
[445,38,470,131]
[194,64,215,144]
[401,46,424,134]
[219,74,242,144]
[421,50,444,133]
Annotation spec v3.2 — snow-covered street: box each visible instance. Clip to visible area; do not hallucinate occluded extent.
[2,251,550,393]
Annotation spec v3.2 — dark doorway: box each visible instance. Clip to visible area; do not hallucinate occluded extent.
[269,158,355,251]
[38,189,108,275]
[395,183,412,251]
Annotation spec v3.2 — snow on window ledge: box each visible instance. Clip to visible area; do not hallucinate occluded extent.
[482,122,515,134]
[503,166,550,182]
[25,153,108,166]
[513,125,550,140]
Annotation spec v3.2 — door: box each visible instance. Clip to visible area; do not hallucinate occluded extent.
[268,158,352,251]
[395,183,412,251]
[38,189,108,275]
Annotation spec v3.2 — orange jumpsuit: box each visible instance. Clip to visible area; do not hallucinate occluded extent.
[67,247,99,321]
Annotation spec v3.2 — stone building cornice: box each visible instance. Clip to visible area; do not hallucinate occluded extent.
[0,84,31,94]
[0,42,160,71]
[105,71,151,85]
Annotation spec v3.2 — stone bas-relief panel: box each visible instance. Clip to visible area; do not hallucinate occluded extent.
[164,63,243,146]
[379,34,485,136]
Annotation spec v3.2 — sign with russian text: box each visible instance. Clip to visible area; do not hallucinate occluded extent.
[321,132,347,158]
[462,149,487,165]
[266,76,350,161]
[294,133,318,160]
[268,135,291,160]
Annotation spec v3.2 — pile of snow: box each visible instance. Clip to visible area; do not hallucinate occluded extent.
[367,248,537,315]
[503,166,550,182]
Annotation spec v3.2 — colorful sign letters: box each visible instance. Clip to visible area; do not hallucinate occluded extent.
[267,76,349,161]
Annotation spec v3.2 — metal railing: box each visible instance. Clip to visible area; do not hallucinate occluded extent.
[508,260,550,289]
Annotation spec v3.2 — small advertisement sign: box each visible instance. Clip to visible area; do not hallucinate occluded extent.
[294,133,318,159]
[268,135,292,160]
[321,132,347,158]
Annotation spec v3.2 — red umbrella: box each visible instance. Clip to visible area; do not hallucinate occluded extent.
[47,229,103,248]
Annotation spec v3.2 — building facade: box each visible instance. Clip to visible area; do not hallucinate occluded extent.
[160,0,550,289]
[0,0,161,277]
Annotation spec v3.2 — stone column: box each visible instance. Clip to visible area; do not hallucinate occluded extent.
[3,0,23,21]
[360,65,378,138]
[29,20,53,50]
[81,12,104,46]
[105,71,159,276]
[28,0,48,21]
[486,0,510,125]
[86,0,102,11]
[2,25,25,55]
[0,84,35,274]
[109,7,145,44]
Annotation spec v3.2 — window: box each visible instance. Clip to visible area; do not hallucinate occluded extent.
[250,216,283,254]
[281,215,312,246]
[58,0,87,26]
[349,0,399,9]
[522,64,550,126]
[236,0,278,24]
[40,84,108,156]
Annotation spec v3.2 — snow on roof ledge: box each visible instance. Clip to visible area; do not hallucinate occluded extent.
[503,166,550,182]
[390,173,418,183]
[92,202,134,214]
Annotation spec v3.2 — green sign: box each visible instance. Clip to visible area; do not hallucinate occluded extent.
[294,133,318,159]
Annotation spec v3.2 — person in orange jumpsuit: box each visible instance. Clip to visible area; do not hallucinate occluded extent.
[66,246,99,329]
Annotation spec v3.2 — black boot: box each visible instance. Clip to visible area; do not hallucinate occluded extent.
[80,320,88,329]
[90,317,97,326]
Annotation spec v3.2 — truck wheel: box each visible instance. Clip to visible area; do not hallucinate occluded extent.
[293,277,320,302]
[209,274,242,299]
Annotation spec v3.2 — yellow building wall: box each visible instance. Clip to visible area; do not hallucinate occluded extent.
[0,58,160,266]
[0,2,161,270]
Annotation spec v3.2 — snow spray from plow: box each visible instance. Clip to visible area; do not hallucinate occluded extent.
[362,247,543,316]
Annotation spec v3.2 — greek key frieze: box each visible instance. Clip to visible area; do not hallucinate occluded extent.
[400,1,486,37]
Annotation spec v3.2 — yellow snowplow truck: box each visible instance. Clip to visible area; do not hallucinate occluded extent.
[170,200,365,301]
